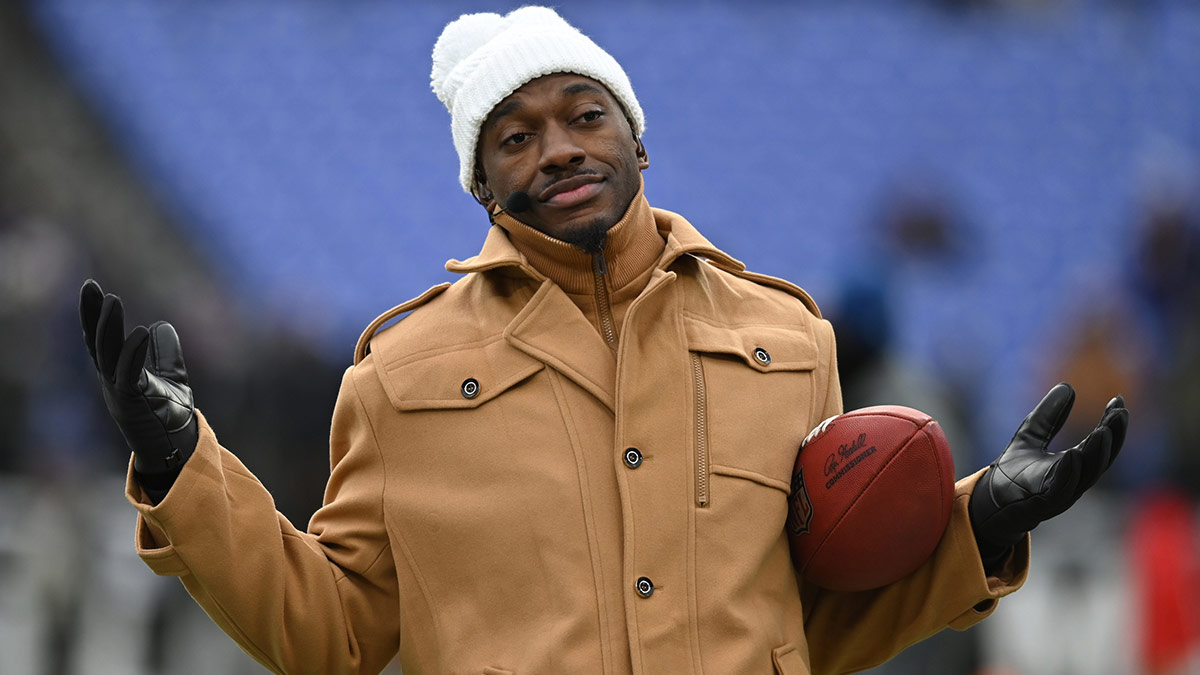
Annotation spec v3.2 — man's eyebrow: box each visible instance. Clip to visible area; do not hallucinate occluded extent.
[563,82,606,97]
[488,99,523,128]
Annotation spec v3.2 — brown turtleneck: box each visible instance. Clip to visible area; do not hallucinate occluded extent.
[491,179,665,351]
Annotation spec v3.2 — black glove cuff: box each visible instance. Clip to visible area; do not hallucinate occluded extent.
[969,479,1024,571]
[977,538,1016,571]
[130,413,198,473]
[134,465,182,505]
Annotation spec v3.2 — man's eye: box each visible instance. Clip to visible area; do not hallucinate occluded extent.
[504,132,530,146]
[580,110,604,123]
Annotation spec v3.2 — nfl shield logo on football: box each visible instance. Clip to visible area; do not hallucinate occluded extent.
[788,467,814,536]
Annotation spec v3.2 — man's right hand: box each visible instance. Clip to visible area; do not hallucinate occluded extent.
[80,280,198,501]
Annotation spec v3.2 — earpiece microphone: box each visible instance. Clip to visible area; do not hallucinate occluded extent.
[487,190,532,225]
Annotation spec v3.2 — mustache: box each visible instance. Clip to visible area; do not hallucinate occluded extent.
[538,169,600,195]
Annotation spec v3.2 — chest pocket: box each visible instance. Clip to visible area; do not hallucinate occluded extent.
[379,337,545,412]
[684,314,820,501]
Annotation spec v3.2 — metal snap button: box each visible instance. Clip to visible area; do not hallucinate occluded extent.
[635,577,655,598]
[461,378,479,399]
[624,447,643,469]
[753,347,771,365]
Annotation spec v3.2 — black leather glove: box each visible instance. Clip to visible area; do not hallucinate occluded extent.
[80,280,198,503]
[969,383,1129,569]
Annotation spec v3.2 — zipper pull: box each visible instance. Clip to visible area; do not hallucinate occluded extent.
[594,251,608,276]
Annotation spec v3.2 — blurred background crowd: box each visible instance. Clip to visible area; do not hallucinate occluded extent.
[0,0,1197,673]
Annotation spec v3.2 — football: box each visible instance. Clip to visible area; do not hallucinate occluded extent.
[786,405,955,591]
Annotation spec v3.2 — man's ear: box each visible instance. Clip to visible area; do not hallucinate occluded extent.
[472,163,497,211]
[635,136,649,170]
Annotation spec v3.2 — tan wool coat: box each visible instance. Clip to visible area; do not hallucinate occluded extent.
[126,192,1029,675]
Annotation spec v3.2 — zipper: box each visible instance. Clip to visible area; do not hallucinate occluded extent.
[592,252,617,349]
[691,352,709,507]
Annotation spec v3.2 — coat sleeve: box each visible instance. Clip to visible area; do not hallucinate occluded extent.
[799,319,1030,675]
[125,364,400,675]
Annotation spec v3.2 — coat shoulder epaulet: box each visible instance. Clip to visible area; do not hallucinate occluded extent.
[705,259,822,319]
[354,282,452,365]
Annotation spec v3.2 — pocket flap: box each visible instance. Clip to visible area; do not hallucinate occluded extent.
[381,338,544,411]
[684,315,818,372]
[772,644,807,674]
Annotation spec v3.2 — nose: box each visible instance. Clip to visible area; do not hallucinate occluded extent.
[538,123,585,174]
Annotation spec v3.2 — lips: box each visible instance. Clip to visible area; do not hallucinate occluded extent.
[538,174,604,206]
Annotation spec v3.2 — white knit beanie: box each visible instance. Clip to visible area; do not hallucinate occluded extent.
[431,6,645,193]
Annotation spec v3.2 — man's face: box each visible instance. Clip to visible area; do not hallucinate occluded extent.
[477,73,649,251]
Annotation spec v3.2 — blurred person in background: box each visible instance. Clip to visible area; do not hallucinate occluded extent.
[77,7,1129,675]
[1127,172,1200,495]
[1124,165,1200,674]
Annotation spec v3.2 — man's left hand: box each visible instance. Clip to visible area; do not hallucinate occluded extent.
[968,383,1129,569]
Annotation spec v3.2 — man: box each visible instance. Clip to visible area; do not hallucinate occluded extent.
[80,7,1128,674]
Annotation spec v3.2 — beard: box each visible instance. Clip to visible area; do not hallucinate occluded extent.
[556,216,611,254]
[542,187,637,254]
